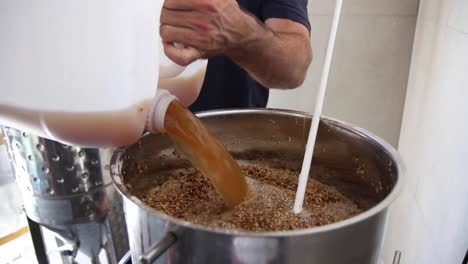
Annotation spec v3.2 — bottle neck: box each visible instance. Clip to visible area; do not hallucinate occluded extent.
[146,89,177,133]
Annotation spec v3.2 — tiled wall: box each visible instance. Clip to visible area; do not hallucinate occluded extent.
[383,0,468,263]
[267,0,418,146]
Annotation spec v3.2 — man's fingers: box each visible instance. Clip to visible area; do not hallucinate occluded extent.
[161,8,191,29]
[160,24,210,50]
[161,8,214,31]
[163,0,206,11]
[162,42,203,66]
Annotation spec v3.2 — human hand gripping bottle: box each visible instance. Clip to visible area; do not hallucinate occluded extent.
[0,0,206,147]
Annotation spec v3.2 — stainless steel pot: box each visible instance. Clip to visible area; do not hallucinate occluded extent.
[111,109,404,264]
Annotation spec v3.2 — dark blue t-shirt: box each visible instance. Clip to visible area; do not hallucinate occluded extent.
[189,0,310,112]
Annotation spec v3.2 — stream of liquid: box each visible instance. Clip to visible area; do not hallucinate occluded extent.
[164,100,248,208]
[0,100,248,207]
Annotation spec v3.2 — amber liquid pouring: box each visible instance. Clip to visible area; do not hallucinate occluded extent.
[164,100,248,207]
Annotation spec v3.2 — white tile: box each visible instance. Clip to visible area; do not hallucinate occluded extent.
[383,192,431,264]
[393,1,468,262]
[0,231,38,264]
[268,15,331,113]
[269,15,416,146]
[448,0,468,34]
[412,28,468,264]
[413,28,468,215]
[324,15,415,146]
[417,0,444,22]
[308,0,419,16]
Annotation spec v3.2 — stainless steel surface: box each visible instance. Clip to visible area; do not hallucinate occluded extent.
[43,219,127,264]
[2,127,112,225]
[118,251,132,264]
[111,109,404,264]
[392,251,402,264]
[1,127,129,263]
[139,233,177,264]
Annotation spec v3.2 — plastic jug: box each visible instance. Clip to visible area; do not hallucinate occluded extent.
[0,0,205,147]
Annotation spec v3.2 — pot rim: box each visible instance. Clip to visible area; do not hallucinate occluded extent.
[111,108,405,237]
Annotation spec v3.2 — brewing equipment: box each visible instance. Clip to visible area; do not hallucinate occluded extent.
[111,109,403,264]
[2,127,129,264]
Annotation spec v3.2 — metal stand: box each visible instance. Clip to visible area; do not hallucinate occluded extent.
[3,127,129,264]
[27,217,48,264]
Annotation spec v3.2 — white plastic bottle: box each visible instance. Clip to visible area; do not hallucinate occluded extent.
[0,0,205,147]
[159,59,207,107]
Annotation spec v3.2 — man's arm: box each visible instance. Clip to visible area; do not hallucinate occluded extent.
[160,0,312,89]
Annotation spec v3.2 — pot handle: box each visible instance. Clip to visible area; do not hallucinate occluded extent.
[139,232,177,264]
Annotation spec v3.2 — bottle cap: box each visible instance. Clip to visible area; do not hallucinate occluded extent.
[146,89,177,133]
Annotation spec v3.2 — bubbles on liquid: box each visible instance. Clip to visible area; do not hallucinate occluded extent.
[356,164,366,175]
[41,166,50,174]
[56,178,64,184]
[77,150,85,158]
[46,188,54,195]
[51,155,60,162]
[136,163,146,174]
[81,171,89,179]
[36,144,45,152]
[22,132,28,138]
[297,208,313,222]
[66,165,75,171]
[27,155,34,161]
[91,159,99,165]
[32,177,38,182]
[72,186,79,193]
[94,180,102,186]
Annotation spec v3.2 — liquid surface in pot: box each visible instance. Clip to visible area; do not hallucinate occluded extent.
[122,110,394,232]
[124,103,365,231]
[164,100,248,208]
[126,160,363,232]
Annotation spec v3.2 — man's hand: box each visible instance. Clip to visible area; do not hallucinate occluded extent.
[160,0,312,89]
[160,0,248,65]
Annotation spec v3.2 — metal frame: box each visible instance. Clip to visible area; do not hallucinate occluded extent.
[27,217,48,264]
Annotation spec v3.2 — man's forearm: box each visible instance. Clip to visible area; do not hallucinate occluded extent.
[160,0,312,88]
[226,12,312,89]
